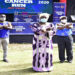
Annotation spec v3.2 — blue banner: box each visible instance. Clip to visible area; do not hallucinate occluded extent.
[10,22,75,35]
[0,0,53,14]
[53,2,66,22]
[10,22,34,35]
[14,13,39,22]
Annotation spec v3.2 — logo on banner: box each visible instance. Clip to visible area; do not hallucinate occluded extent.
[61,6,64,8]
[54,5,64,8]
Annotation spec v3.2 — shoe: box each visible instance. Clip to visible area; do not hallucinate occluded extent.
[3,59,8,63]
[68,60,72,63]
[60,60,64,63]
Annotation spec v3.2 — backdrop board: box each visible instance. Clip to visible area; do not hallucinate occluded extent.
[10,22,35,35]
[0,0,53,14]
[14,13,39,22]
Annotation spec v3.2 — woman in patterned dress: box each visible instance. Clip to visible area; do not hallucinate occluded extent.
[31,13,55,72]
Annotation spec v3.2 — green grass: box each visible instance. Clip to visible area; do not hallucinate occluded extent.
[0,43,75,75]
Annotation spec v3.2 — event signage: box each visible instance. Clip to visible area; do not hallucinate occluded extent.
[0,0,53,14]
[10,22,34,35]
[53,2,66,22]
[14,13,39,22]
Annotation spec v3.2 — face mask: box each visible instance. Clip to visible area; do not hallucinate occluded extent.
[0,18,6,21]
[61,19,67,23]
[40,18,47,23]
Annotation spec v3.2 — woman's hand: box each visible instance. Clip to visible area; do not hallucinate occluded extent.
[65,24,73,29]
[46,28,51,31]
[0,25,3,29]
[41,30,46,33]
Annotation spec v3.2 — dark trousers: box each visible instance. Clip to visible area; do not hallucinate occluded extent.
[57,35,73,61]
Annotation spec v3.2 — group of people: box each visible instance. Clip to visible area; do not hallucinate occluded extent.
[0,13,73,72]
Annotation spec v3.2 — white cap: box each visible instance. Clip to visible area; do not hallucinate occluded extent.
[60,16,67,20]
[39,13,50,19]
[0,14,6,17]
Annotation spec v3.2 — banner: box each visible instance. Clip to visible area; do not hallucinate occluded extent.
[10,22,75,35]
[14,13,39,22]
[0,0,53,14]
[53,2,66,22]
[10,22,34,35]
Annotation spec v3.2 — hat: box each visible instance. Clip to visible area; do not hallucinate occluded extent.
[0,14,6,17]
[60,16,67,20]
[39,13,50,19]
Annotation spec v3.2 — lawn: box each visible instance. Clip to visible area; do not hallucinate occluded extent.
[0,43,75,75]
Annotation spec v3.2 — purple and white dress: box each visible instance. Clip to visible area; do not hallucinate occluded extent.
[31,22,55,72]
